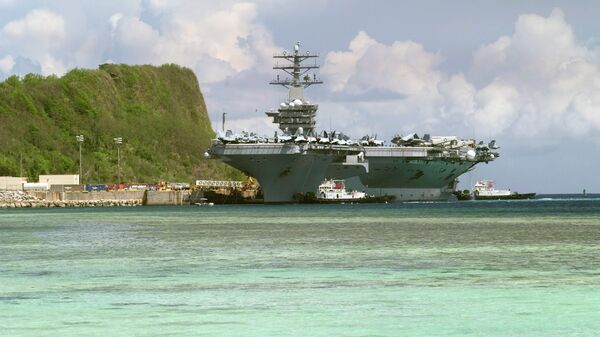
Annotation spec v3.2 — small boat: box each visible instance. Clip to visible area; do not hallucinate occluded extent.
[317,179,366,201]
[472,180,536,200]
[194,198,214,206]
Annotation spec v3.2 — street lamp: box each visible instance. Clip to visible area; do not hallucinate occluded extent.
[113,137,123,183]
[76,135,84,184]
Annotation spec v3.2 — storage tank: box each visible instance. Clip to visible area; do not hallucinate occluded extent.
[23,182,49,191]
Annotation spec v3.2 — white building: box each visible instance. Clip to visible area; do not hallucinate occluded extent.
[38,174,80,186]
[0,176,27,191]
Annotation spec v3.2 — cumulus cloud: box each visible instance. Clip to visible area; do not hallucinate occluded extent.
[322,9,600,142]
[322,31,464,137]
[0,2,278,83]
[322,31,378,92]
[0,8,66,74]
[106,2,278,84]
[0,54,15,74]
[438,73,475,119]
[472,83,520,134]
[323,31,443,98]
[2,8,65,42]
[470,8,600,138]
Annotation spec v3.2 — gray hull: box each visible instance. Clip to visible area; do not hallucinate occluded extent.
[213,143,482,202]
[338,176,457,201]
[327,148,476,201]
[210,143,356,203]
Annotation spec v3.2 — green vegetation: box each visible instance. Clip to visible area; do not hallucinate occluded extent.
[0,64,241,183]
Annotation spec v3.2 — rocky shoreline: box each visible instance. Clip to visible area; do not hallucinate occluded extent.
[0,191,142,208]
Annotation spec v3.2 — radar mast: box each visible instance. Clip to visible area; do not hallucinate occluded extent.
[266,42,322,134]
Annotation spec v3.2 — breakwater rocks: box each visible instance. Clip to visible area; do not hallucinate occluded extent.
[0,191,141,208]
[0,191,38,203]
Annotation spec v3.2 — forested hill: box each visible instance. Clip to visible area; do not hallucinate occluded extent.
[0,63,240,183]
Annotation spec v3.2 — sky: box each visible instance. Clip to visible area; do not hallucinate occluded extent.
[1,0,599,193]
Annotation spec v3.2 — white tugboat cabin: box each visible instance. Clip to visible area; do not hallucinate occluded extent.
[317,179,366,200]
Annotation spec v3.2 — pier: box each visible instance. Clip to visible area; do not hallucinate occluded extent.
[0,178,253,207]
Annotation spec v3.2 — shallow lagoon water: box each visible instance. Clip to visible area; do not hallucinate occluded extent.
[1,199,600,336]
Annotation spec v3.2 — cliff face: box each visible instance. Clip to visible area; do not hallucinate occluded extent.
[0,64,239,183]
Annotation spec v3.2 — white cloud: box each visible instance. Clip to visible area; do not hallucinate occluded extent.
[0,8,66,75]
[470,36,511,85]
[323,31,443,98]
[37,53,66,76]
[322,31,464,138]
[1,8,65,47]
[472,82,520,135]
[0,55,15,73]
[322,31,377,92]
[105,2,278,84]
[468,8,600,139]
[0,2,279,83]
[438,73,475,118]
[323,9,600,143]
[111,15,161,63]
[108,13,124,31]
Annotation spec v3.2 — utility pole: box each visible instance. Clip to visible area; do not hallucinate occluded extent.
[19,152,23,177]
[222,112,227,131]
[113,137,123,183]
[76,135,84,184]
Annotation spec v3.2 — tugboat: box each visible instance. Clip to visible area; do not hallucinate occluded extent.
[472,180,536,200]
[317,179,366,201]
[292,178,395,203]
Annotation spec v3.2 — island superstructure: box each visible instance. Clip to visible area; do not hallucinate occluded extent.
[265,42,322,134]
[208,42,498,202]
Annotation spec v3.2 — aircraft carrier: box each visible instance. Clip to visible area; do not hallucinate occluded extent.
[208,42,498,202]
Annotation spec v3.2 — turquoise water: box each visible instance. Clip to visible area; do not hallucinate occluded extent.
[2,200,600,336]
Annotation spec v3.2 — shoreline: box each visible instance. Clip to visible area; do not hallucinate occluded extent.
[0,199,142,208]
